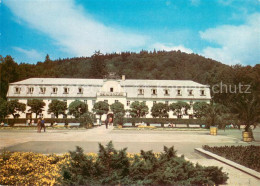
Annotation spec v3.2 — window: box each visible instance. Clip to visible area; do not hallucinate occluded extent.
[115,100,119,103]
[127,101,130,106]
[64,87,69,94]
[138,89,144,95]
[51,114,55,118]
[200,90,205,96]
[164,89,169,95]
[28,87,34,94]
[190,100,193,105]
[153,101,157,105]
[177,89,181,95]
[188,90,193,96]
[52,87,58,94]
[165,101,169,105]
[92,100,96,105]
[110,88,114,92]
[39,113,43,118]
[63,100,67,104]
[78,87,83,94]
[84,100,88,104]
[177,114,182,118]
[14,87,21,94]
[40,87,46,94]
[104,100,108,103]
[189,115,194,119]
[152,89,157,95]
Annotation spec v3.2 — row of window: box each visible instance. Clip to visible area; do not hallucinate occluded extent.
[138,89,205,96]
[14,87,205,96]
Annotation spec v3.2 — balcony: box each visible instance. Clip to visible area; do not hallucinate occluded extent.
[97,91,126,97]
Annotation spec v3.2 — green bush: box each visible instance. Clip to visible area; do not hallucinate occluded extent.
[123,118,203,125]
[61,141,228,185]
[203,145,260,172]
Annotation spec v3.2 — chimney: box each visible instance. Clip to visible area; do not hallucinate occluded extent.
[122,75,125,81]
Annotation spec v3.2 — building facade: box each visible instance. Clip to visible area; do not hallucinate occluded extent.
[6,76,211,120]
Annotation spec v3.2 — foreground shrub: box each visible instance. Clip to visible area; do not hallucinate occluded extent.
[203,145,260,172]
[61,141,228,185]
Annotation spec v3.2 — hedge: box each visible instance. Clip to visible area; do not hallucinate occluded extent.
[123,118,204,125]
[203,145,260,172]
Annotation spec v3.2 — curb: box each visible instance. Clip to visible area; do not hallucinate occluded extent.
[195,148,260,180]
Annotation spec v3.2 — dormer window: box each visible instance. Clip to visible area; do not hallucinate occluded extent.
[188,90,193,96]
[138,89,144,95]
[14,87,21,94]
[52,87,58,94]
[40,87,46,94]
[177,89,182,96]
[200,90,205,96]
[110,88,114,92]
[28,87,34,94]
[164,89,169,95]
[64,87,69,94]
[152,89,157,95]
[78,87,83,94]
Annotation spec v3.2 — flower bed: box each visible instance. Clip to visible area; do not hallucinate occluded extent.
[203,145,260,172]
[1,142,229,185]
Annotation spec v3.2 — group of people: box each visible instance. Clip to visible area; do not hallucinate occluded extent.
[37,118,46,133]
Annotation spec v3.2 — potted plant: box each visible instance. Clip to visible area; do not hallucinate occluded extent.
[231,93,260,142]
[201,101,227,135]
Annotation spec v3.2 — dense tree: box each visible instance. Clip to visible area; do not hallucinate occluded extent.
[193,102,208,118]
[0,98,8,120]
[129,101,149,118]
[151,102,169,118]
[48,100,67,118]
[92,101,109,121]
[7,99,26,118]
[68,100,88,118]
[27,99,46,118]
[169,101,190,117]
[89,51,107,78]
[110,102,125,125]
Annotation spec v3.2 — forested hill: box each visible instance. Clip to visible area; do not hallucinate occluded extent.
[0,50,259,102]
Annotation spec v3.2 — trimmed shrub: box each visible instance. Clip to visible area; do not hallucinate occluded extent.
[203,145,260,172]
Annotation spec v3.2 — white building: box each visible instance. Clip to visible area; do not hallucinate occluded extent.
[6,76,211,120]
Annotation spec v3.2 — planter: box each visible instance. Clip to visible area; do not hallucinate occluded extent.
[242,131,253,142]
[210,126,218,135]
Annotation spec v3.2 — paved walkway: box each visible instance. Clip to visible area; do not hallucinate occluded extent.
[1,125,260,185]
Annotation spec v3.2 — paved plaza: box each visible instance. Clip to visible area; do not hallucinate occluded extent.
[1,126,260,185]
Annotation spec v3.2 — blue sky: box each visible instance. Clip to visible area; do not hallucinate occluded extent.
[1,0,260,65]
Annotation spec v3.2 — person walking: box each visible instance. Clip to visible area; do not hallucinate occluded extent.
[37,119,41,133]
[105,118,109,129]
[41,118,46,132]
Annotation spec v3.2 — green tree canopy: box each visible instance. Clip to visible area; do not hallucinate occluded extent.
[230,93,260,132]
[110,102,125,115]
[68,100,88,118]
[129,101,149,118]
[151,102,169,118]
[48,100,67,118]
[92,101,109,120]
[27,99,46,118]
[7,99,26,118]
[169,101,190,116]
[193,102,208,118]
[0,98,8,120]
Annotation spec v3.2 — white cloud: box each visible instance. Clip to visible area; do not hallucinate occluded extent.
[5,0,147,57]
[200,13,260,65]
[152,43,193,54]
[13,47,43,61]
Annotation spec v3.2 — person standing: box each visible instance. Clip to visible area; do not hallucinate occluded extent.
[41,118,46,132]
[37,119,41,133]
